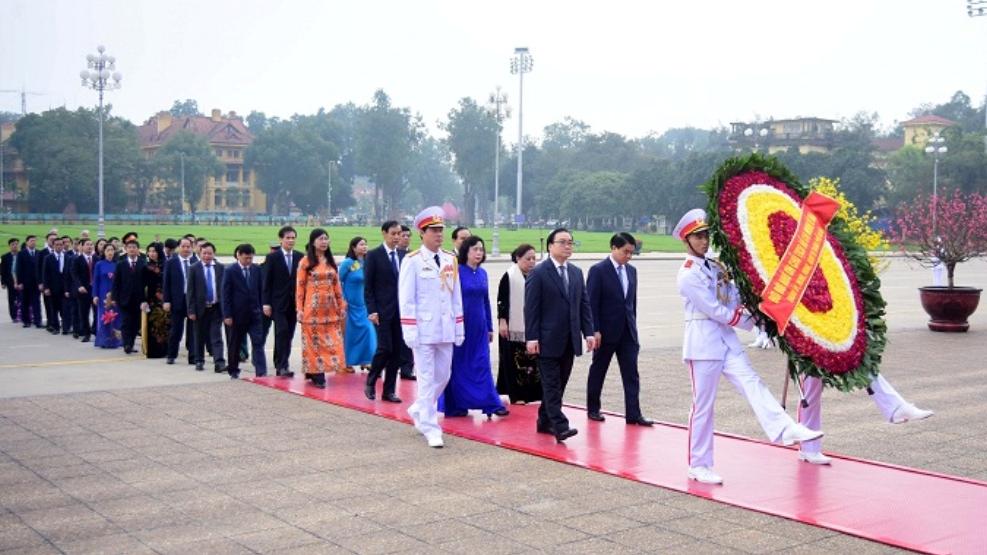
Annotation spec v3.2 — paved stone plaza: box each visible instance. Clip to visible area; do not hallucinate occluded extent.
[1,257,984,554]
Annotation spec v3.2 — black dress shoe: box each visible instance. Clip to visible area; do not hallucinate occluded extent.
[309,374,326,388]
[276,369,295,378]
[214,365,227,374]
[81,335,91,343]
[187,359,195,366]
[494,407,510,417]
[382,394,402,403]
[72,332,79,339]
[195,363,204,371]
[626,417,655,427]
[364,384,376,400]
[536,424,555,435]
[61,330,70,336]
[587,412,606,422]
[229,372,240,380]
[123,346,133,354]
[166,358,175,365]
[400,373,417,380]
[555,428,578,442]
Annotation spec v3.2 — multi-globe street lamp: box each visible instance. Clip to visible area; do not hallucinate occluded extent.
[925,132,948,235]
[487,87,510,256]
[80,45,122,239]
[510,47,532,225]
[744,126,769,151]
[968,1,987,153]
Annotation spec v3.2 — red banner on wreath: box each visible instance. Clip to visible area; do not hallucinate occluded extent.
[759,191,840,335]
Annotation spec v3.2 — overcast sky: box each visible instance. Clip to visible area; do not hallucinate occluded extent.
[2,0,985,140]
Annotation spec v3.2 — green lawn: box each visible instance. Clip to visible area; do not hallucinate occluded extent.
[0,223,682,255]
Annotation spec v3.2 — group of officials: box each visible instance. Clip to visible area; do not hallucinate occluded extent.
[1,207,934,482]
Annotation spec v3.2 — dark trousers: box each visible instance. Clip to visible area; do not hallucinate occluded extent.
[76,294,93,337]
[7,286,19,321]
[227,312,267,377]
[193,306,226,367]
[167,310,193,361]
[120,305,141,350]
[21,287,41,326]
[538,342,576,433]
[271,309,297,371]
[63,294,77,333]
[586,334,642,420]
[43,292,54,329]
[367,317,401,396]
[400,342,415,377]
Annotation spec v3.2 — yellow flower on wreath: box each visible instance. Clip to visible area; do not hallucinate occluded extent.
[809,176,889,273]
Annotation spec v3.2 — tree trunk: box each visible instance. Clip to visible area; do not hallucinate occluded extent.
[374,183,381,222]
[947,262,956,288]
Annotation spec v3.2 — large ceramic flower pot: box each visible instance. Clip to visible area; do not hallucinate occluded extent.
[918,286,982,332]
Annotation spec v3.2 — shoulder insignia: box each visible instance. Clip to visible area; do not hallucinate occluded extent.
[684,259,694,269]
[442,249,456,257]
[407,249,420,257]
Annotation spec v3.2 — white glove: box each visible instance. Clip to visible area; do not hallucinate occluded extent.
[404,335,419,350]
[454,334,465,347]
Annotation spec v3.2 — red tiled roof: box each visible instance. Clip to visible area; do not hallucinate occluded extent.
[872,136,904,153]
[137,113,254,149]
[900,114,958,127]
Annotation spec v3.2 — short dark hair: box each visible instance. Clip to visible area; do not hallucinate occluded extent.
[400,225,410,233]
[107,236,120,243]
[547,228,571,246]
[183,233,196,240]
[196,237,207,244]
[278,225,297,239]
[8,238,19,246]
[451,226,469,241]
[59,235,71,241]
[25,235,36,242]
[122,231,138,241]
[178,237,192,247]
[164,238,178,250]
[125,239,140,248]
[511,243,535,263]
[610,232,636,249]
[81,238,93,247]
[457,235,486,265]
[200,242,216,252]
[46,232,58,240]
[345,236,365,260]
[236,243,255,256]
[381,220,400,233]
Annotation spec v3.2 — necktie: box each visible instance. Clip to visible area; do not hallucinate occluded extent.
[205,264,215,304]
[86,256,93,282]
[434,253,441,269]
[617,264,627,297]
[390,250,399,275]
[286,252,292,271]
[130,259,135,271]
[243,267,249,282]
[58,254,63,273]
[558,265,569,297]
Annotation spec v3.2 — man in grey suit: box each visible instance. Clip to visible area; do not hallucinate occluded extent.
[187,242,226,373]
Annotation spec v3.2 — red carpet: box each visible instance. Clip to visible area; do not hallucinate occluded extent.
[248,373,986,554]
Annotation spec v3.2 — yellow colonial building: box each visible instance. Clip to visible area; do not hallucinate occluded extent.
[137,109,266,213]
[900,114,957,148]
[729,117,838,154]
[0,122,30,213]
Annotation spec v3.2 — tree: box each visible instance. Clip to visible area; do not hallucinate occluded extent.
[0,111,20,125]
[356,90,419,220]
[169,99,202,117]
[444,97,499,225]
[155,131,222,217]
[406,136,461,206]
[910,91,984,134]
[8,107,139,213]
[245,110,269,131]
[886,146,930,208]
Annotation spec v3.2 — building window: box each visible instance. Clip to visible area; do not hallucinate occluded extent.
[214,190,223,208]
[243,190,251,208]
[215,148,223,158]
[226,164,239,184]
[232,150,240,159]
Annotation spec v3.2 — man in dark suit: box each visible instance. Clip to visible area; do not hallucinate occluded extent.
[60,236,79,337]
[221,243,268,379]
[70,239,97,342]
[36,232,57,332]
[162,237,197,365]
[1,238,19,323]
[397,224,416,380]
[525,228,597,442]
[585,232,653,426]
[187,242,226,373]
[41,240,67,335]
[363,220,406,402]
[112,239,148,354]
[262,226,301,378]
[14,235,43,328]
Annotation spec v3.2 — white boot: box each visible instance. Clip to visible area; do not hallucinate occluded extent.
[891,404,934,424]
[688,466,723,484]
[798,451,832,465]
[781,423,824,446]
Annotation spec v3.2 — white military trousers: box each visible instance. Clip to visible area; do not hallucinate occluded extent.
[798,374,906,454]
[407,342,454,441]
[687,350,794,468]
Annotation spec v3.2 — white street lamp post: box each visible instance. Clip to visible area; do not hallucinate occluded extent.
[180,152,186,222]
[80,45,122,239]
[744,126,769,151]
[925,133,948,235]
[488,87,510,256]
[968,1,987,153]
[327,160,333,219]
[510,47,533,225]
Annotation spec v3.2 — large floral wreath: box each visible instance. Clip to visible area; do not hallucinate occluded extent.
[702,154,886,391]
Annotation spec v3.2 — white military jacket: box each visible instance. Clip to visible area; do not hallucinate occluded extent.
[398,246,465,346]
[676,254,754,361]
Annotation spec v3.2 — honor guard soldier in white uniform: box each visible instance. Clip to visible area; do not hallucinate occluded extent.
[675,209,823,485]
[400,206,465,448]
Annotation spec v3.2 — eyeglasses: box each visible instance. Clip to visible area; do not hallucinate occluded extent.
[553,240,574,246]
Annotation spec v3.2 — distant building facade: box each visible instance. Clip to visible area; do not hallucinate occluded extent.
[137,109,266,214]
[900,114,958,148]
[0,122,29,213]
[729,117,838,154]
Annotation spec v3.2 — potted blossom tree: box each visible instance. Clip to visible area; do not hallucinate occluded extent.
[893,190,987,331]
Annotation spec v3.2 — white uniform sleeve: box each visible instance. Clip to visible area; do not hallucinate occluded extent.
[452,264,465,346]
[678,269,755,331]
[398,255,418,348]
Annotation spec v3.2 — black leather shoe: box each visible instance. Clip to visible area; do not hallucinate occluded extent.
[400,373,417,380]
[72,333,79,339]
[81,335,91,343]
[214,365,227,374]
[382,394,402,403]
[555,428,578,442]
[61,331,70,335]
[536,424,555,435]
[309,374,326,388]
[276,369,295,378]
[123,346,133,354]
[166,358,175,365]
[587,412,606,422]
[229,372,240,380]
[494,407,510,417]
[195,363,204,371]
[364,384,376,400]
[627,417,655,427]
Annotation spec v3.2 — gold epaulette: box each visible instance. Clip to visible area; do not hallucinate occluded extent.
[442,249,456,257]
[406,248,421,257]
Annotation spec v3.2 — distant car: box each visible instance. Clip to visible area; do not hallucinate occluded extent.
[327,216,348,225]
[475,219,485,226]
[546,219,559,227]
